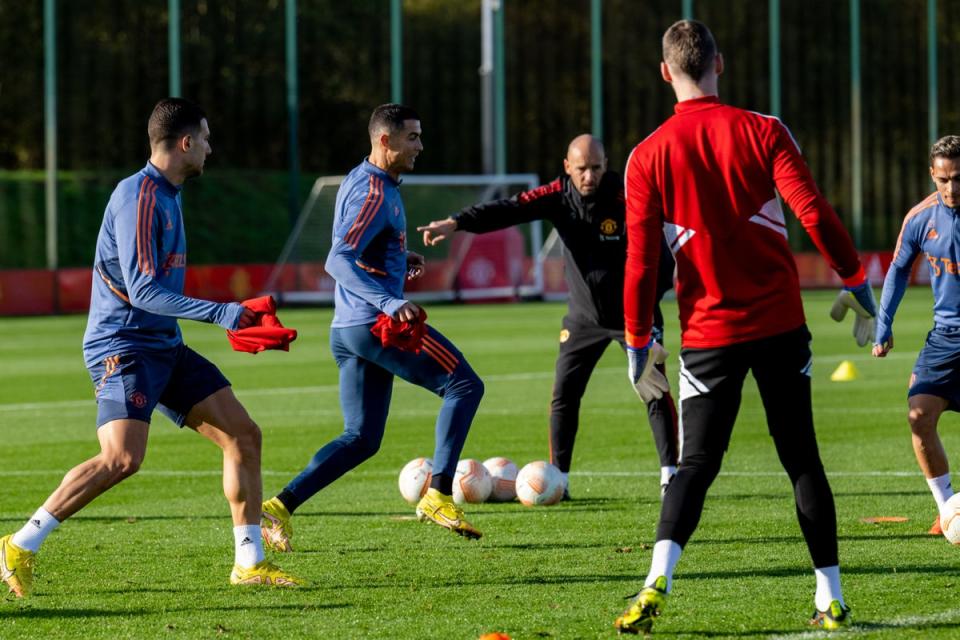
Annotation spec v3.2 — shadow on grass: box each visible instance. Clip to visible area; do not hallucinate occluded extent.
[691,530,936,547]
[681,561,956,581]
[652,627,799,637]
[708,488,928,502]
[6,602,348,619]
[663,619,960,637]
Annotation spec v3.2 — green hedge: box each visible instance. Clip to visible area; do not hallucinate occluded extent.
[0,170,306,268]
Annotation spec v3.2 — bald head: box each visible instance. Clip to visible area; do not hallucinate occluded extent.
[564,134,607,196]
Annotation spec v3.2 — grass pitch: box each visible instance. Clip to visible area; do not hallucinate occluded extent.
[2,290,959,639]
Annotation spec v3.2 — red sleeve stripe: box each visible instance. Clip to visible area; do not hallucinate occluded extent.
[422,335,458,373]
[893,191,937,259]
[136,179,159,275]
[517,179,562,204]
[355,259,387,276]
[345,176,385,248]
[96,265,130,303]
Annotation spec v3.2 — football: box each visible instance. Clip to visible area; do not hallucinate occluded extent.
[453,458,493,504]
[398,457,433,504]
[483,456,518,502]
[940,493,960,544]
[515,461,565,506]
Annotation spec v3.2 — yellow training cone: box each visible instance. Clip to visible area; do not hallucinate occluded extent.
[830,360,859,382]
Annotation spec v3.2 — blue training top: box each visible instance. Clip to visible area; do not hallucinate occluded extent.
[877,191,960,342]
[326,159,409,328]
[82,162,243,367]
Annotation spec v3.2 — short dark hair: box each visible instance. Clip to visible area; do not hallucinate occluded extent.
[662,20,718,81]
[148,98,206,148]
[368,103,420,138]
[930,135,960,165]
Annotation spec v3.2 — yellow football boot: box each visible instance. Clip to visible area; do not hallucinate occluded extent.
[230,560,303,587]
[415,488,482,539]
[260,497,293,553]
[809,600,852,630]
[0,534,35,598]
[614,576,668,635]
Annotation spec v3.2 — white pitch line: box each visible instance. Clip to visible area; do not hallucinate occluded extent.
[0,370,564,414]
[0,469,924,478]
[767,606,960,639]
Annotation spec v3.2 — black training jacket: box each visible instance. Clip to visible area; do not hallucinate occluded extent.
[454,171,674,332]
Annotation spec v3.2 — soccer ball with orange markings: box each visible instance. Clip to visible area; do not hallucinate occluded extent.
[398,457,432,504]
[453,458,493,504]
[515,461,564,506]
[940,493,960,544]
[483,456,518,502]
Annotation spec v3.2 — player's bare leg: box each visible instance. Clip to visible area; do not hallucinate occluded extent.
[44,419,151,520]
[908,394,953,535]
[2,420,149,597]
[908,394,950,478]
[186,387,302,586]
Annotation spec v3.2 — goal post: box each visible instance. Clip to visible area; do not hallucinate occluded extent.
[263,173,546,304]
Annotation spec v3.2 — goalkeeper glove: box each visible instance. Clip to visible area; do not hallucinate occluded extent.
[627,338,670,403]
[829,281,877,347]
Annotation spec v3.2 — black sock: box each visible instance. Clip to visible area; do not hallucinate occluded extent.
[430,473,453,496]
[276,489,302,515]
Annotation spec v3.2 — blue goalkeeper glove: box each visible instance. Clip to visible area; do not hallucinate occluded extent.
[829,281,877,347]
[627,338,670,403]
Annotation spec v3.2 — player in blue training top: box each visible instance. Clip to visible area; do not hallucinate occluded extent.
[874,135,960,538]
[260,104,486,550]
[0,98,301,599]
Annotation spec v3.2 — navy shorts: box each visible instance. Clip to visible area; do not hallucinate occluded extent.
[909,326,960,411]
[87,344,230,428]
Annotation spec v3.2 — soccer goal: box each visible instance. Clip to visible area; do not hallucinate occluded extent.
[263,174,546,304]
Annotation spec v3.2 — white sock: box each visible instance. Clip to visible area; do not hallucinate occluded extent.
[814,565,844,611]
[660,466,677,485]
[233,525,265,568]
[645,539,682,592]
[927,473,954,509]
[11,508,60,553]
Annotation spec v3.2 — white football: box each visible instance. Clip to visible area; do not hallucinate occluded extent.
[941,493,960,544]
[453,458,493,504]
[483,456,518,502]
[515,461,565,506]
[398,457,433,505]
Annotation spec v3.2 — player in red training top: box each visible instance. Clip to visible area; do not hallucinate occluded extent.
[613,20,877,634]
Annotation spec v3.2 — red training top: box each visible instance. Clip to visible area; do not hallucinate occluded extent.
[623,96,864,349]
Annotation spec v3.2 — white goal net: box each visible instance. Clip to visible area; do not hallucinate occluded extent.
[263,174,546,304]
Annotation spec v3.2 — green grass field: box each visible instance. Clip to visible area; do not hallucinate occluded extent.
[2,290,959,639]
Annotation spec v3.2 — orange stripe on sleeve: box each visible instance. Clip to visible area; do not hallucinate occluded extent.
[96,265,130,303]
[136,180,158,275]
[345,177,384,248]
[135,179,150,273]
[144,182,157,275]
[350,183,385,247]
[344,176,376,247]
[893,192,937,260]
[346,179,385,248]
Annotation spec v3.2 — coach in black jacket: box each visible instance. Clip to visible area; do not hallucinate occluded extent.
[417,134,678,498]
